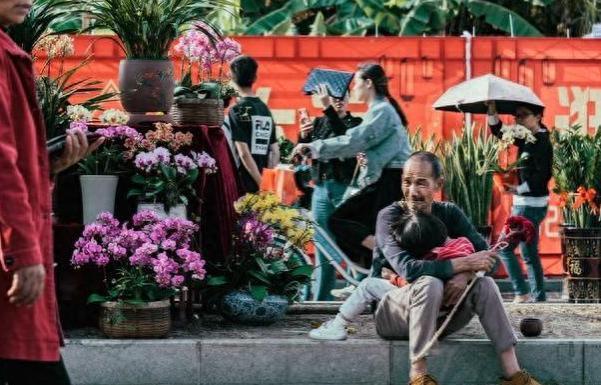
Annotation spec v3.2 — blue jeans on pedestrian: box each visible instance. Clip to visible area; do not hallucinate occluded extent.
[311,180,348,301]
[499,205,548,301]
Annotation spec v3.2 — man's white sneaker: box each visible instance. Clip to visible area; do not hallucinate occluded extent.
[330,285,356,300]
[309,320,348,341]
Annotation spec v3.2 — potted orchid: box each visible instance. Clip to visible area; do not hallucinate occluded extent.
[71,211,206,338]
[125,123,217,218]
[69,106,142,224]
[171,24,241,125]
[207,192,313,325]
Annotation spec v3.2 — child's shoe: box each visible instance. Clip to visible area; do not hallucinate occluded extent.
[309,319,348,341]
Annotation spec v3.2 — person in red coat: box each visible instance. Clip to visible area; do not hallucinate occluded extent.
[0,1,103,384]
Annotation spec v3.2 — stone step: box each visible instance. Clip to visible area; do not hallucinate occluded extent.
[64,338,595,385]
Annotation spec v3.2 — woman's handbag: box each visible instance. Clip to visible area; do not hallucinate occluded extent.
[341,160,362,202]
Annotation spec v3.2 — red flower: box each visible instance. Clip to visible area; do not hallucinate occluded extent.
[501,215,536,245]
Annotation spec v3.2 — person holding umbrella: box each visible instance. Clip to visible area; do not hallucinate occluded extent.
[487,101,553,303]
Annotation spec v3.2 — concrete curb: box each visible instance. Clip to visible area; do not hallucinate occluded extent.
[64,337,596,385]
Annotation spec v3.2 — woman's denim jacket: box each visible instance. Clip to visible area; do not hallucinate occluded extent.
[311,97,412,188]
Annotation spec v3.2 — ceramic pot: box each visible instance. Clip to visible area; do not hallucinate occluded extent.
[80,175,119,225]
[220,290,288,325]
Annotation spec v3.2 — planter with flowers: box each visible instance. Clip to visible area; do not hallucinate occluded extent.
[207,193,313,325]
[492,123,536,193]
[71,211,206,338]
[124,123,217,218]
[552,125,601,302]
[82,0,226,124]
[171,24,241,126]
[70,107,142,224]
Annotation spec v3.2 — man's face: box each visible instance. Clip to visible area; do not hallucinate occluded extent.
[402,158,443,213]
[330,94,349,114]
[0,0,32,27]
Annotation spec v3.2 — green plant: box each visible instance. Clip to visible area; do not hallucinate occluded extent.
[7,0,79,54]
[82,0,228,59]
[36,59,116,139]
[551,125,601,228]
[441,124,499,228]
[207,193,313,302]
[278,136,295,162]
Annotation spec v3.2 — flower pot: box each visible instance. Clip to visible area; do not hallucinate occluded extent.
[220,290,288,325]
[119,59,175,125]
[137,203,187,219]
[170,98,224,126]
[80,175,119,225]
[99,300,171,338]
[560,227,601,303]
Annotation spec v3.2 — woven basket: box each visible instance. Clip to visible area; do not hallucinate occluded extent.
[99,300,171,338]
[171,98,224,126]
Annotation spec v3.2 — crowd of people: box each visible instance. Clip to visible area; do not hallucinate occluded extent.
[0,1,551,384]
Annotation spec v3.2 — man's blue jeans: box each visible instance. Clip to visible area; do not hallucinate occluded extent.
[499,205,548,301]
[311,180,347,300]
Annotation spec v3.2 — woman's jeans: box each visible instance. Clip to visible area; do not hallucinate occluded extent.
[311,180,347,300]
[499,204,548,301]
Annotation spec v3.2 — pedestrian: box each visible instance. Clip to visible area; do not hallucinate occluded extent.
[0,2,102,383]
[292,62,412,273]
[487,101,552,303]
[228,55,280,193]
[373,151,542,385]
[297,83,362,300]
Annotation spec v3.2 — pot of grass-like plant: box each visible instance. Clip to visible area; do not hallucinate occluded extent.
[82,0,225,125]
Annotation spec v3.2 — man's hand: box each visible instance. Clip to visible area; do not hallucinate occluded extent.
[452,250,497,273]
[443,272,473,306]
[51,130,104,174]
[315,84,331,109]
[7,264,46,306]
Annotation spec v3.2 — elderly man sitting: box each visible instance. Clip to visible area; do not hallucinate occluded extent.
[373,151,541,385]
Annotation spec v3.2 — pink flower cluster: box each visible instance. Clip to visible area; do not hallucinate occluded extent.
[173,24,241,69]
[96,125,143,142]
[134,147,217,175]
[72,211,206,289]
[240,215,274,251]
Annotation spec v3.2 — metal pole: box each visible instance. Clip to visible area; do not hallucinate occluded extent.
[461,31,473,129]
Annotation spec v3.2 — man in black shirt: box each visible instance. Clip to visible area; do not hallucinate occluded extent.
[228,55,279,193]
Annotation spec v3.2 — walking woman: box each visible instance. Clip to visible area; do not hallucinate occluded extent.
[487,101,553,302]
[293,62,412,272]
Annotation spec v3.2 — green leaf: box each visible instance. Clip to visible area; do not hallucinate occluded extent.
[160,163,177,180]
[255,256,270,275]
[249,285,268,301]
[247,269,271,284]
[207,275,229,286]
[291,264,313,278]
[270,260,288,274]
[131,174,147,184]
[466,0,543,36]
[87,293,109,304]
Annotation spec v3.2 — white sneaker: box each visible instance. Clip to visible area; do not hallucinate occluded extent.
[330,285,356,300]
[513,294,532,303]
[309,320,348,341]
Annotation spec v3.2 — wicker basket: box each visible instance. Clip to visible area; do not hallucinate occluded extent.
[99,300,171,338]
[171,98,224,126]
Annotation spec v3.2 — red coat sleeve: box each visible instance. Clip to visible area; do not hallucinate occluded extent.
[0,51,42,272]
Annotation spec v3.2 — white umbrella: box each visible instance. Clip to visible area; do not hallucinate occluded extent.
[433,74,544,115]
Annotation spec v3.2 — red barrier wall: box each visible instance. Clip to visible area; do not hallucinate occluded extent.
[43,35,601,276]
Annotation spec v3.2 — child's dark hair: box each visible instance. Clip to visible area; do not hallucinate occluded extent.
[230,55,258,88]
[390,212,448,257]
